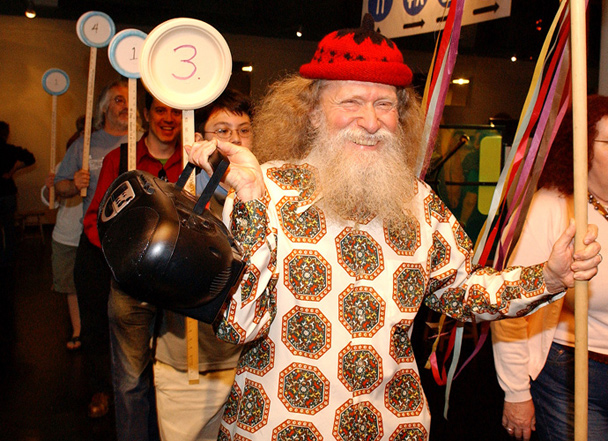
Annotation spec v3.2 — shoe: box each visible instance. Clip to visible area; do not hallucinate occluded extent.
[87,392,110,418]
[66,336,81,351]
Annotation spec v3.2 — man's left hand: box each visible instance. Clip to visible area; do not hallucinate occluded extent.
[543,220,601,293]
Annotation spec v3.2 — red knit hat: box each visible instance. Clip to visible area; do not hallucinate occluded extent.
[300,14,412,87]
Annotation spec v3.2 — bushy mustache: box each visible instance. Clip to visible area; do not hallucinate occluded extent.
[337,127,393,147]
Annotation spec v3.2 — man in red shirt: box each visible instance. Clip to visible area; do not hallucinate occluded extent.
[83,91,182,441]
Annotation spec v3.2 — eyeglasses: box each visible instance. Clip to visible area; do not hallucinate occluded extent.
[204,126,252,140]
[113,96,127,106]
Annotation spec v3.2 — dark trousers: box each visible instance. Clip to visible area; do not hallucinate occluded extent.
[0,194,17,268]
[74,232,112,395]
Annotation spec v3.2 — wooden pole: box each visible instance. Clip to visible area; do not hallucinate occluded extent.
[49,95,58,207]
[127,78,137,171]
[570,0,589,439]
[181,109,199,384]
[81,46,97,197]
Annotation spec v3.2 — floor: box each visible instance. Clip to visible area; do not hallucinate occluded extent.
[0,226,116,441]
[0,225,535,441]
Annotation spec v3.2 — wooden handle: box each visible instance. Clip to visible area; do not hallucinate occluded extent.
[128,78,137,171]
[49,95,57,208]
[183,109,200,384]
[570,0,589,439]
[81,46,97,197]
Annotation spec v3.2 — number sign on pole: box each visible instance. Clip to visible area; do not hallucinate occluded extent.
[42,68,70,208]
[139,17,232,384]
[108,29,147,171]
[76,11,115,197]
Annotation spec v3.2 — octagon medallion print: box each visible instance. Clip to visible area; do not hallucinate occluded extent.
[272,420,323,441]
[237,379,270,432]
[338,285,385,337]
[231,197,270,255]
[284,250,331,301]
[240,265,260,306]
[282,306,331,359]
[278,197,327,243]
[238,337,275,376]
[393,263,426,313]
[428,232,450,272]
[424,192,451,225]
[267,163,318,201]
[333,400,383,441]
[384,217,421,256]
[278,363,330,414]
[389,320,415,363]
[389,423,428,441]
[520,264,545,298]
[384,369,424,417]
[335,228,384,280]
[222,382,242,425]
[337,344,383,396]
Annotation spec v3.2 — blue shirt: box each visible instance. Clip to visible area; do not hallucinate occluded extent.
[55,130,127,218]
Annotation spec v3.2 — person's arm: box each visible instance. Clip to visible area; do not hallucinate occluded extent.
[55,169,90,198]
[54,141,90,198]
[423,189,599,322]
[41,171,57,208]
[211,168,276,345]
[83,151,119,248]
[2,145,36,179]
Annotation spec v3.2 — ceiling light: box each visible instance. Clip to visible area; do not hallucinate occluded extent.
[451,78,470,85]
[511,56,517,62]
[25,1,36,18]
[241,65,253,72]
[296,25,303,38]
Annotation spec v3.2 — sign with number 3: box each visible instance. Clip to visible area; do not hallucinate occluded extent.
[139,18,232,110]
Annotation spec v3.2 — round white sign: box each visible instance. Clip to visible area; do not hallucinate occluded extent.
[139,18,232,110]
[76,11,116,48]
[42,68,70,95]
[108,29,147,78]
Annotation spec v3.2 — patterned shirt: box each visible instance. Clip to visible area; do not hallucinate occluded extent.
[216,160,556,441]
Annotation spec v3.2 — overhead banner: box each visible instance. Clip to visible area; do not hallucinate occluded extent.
[363,0,511,38]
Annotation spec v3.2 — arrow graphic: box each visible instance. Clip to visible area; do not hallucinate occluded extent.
[473,2,499,15]
[403,20,425,30]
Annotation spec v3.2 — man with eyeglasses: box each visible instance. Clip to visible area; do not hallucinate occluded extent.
[54,79,131,420]
[152,88,253,441]
[82,90,183,441]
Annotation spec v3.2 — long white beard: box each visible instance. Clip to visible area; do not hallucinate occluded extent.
[305,119,417,225]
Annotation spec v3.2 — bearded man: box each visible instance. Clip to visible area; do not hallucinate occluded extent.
[186,15,601,440]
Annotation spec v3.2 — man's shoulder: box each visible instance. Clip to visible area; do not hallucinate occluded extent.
[414,178,434,198]
[262,159,315,175]
[91,130,127,148]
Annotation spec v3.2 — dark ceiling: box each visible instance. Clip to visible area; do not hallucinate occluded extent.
[2,0,602,66]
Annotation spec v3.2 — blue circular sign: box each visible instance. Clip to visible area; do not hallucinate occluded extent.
[403,0,426,16]
[76,11,115,48]
[108,29,147,78]
[367,0,394,22]
[42,68,70,96]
